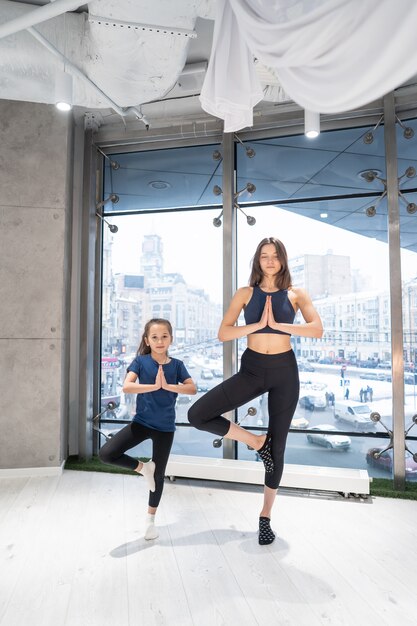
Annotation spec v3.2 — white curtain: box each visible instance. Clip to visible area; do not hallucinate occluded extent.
[200,0,417,132]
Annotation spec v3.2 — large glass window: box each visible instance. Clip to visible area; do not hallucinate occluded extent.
[398,117,417,476]
[98,117,417,481]
[99,142,225,459]
[234,123,404,476]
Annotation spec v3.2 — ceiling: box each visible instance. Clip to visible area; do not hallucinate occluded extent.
[0,0,292,133]
[2,0,417,254]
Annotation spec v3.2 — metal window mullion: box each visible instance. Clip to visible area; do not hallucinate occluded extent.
[383,91,406,489]
[222,132,237,460]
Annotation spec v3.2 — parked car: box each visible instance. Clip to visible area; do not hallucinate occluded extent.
[201,369,214,379]
[359,372,384,381]
[298,382,328,411]
[377,361,391,369]
[211,368,223,378]
[298,360,315,372]
[366,447,417,480]
[176,395,192,405]
[334,400,373,426]
[306,424,351,450]
[196,380,209,392]
[291,416,309,429]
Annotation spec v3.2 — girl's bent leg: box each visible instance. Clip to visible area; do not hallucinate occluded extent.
[98,423,147,471]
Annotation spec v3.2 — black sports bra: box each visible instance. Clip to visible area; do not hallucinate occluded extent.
[243,285,296,335]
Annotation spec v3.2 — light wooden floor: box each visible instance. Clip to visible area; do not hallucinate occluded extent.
[0,471,416,626]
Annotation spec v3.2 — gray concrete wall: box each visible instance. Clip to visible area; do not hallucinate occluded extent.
[0,100,73,469]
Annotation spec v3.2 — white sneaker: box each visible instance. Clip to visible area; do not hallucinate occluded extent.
[140,460,156,492]
[144,515,159,541]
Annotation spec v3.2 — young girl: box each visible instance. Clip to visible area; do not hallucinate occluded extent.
[188,237,323,545]
[99,318,196,540]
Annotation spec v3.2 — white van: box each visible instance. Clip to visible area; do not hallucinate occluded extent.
[334,400,373,427]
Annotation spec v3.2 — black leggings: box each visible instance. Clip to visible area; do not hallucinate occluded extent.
[188,348,299,489]
[98,422,174,508]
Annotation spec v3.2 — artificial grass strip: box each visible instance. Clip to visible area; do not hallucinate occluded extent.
[64,456,417,500]
[369,478,417,500]
[64,455,149,475]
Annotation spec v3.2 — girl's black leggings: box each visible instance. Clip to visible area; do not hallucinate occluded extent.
[98,422,174,508]
[188,348,299,489]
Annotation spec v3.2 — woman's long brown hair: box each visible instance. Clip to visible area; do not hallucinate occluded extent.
[249,237,292,289]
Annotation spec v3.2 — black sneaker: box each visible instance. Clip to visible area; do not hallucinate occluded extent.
[259,516,276,545]
[257,432,274,473]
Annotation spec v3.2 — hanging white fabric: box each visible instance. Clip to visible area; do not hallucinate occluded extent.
[200,0,417,132]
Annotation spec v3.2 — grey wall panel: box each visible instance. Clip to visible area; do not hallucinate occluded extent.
[0,338,63,468]
[0,206,66,338]
[0,100,72,469]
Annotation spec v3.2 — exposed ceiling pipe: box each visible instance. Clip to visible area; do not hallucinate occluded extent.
[27,26,150,129]
[0,0,88,41]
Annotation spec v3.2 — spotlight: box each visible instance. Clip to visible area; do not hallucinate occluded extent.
[304,109,320,138]
[363,115,384,144]
[246,182,256,194]
[366,206,376,217]
[237,205,256,225]
[55,71,73,112]
[96,194,119,209]
[96,213,119,233]
[212,150,222,161]
[396,116,415,139]
[363,131,374,145]
[234,134,256,158]
[110,159,120,170]
[213,185,223,196]
[361,170,379,183]
[213,209,223,227]
[370,412,381,423]
[407,203,417,214]
[405,166,416,178]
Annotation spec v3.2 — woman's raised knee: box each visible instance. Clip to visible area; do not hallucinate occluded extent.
[187,403,204,429]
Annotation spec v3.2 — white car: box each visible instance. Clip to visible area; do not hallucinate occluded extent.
[306,424,351,450]
[334,401,373,426]
[291,416,309,429]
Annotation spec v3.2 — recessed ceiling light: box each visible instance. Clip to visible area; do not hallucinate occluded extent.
[358,169,382,181]
[320,212,328,218]
[148,180,171,190]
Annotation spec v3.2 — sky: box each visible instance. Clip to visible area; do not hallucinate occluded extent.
[106,205,417,304]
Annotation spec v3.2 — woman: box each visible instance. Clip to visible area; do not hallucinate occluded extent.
[99,318,196,540]
[188,237,323,544]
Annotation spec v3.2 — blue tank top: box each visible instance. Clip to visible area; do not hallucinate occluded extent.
[244,285,296,335]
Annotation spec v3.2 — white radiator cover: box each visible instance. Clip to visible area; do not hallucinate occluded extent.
[165,454,371,496]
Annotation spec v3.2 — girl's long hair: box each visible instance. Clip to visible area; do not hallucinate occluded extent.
[249,237,292,289]
[137,318,173,355]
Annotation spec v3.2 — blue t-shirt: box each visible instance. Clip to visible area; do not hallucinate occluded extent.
[127,354,191,432]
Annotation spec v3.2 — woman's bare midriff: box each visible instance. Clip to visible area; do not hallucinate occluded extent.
[247,333,292,355]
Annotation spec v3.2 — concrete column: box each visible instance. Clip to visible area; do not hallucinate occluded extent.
[0,100,73,470]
